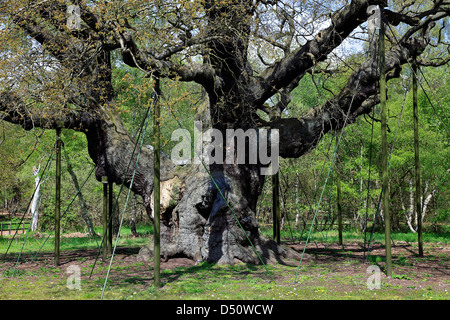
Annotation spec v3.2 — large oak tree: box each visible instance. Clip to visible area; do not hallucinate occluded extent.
[0,0,448,264]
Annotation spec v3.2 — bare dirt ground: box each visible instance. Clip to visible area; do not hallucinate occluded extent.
[292,241,450,290]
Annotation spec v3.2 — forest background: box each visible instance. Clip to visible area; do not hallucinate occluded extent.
[1,48,448,239]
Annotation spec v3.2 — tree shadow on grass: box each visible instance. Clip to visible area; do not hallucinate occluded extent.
[154,260,269,288]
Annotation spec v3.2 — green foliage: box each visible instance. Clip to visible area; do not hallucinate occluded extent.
[0,30,448,237]
[392,274,411,280]
[258,56,449,236]
[111,58,202,154]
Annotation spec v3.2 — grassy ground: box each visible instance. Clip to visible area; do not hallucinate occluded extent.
[0,226,449,300]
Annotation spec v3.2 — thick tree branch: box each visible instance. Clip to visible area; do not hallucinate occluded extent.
[250,0,387,105]
[384,9,420,26]
[13,13,72,62]
[417,56,450,67]
[118,31,217,89]
[146,35,221,61]
[271,22,435,159]
[0,91,96,131]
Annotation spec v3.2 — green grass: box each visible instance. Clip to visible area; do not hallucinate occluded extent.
[2,260,448,300]
[1,226,449,300]
[260,226,450,244]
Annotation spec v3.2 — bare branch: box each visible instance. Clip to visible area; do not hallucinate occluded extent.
[271,21,435,159]
[417,56,450,67]
[250,0,387,106]
[118,31,217,87]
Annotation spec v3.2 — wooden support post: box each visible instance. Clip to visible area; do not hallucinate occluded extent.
[153,79,161,288]
[412,57,423,257]
[336,171,343,246]
[269,110,281,245]
[55,126,62,266]
[102,176,108,261]
[379,13,392,277]
[335,131,343,246]
[272,172,281,244]
[108,181,113,255]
